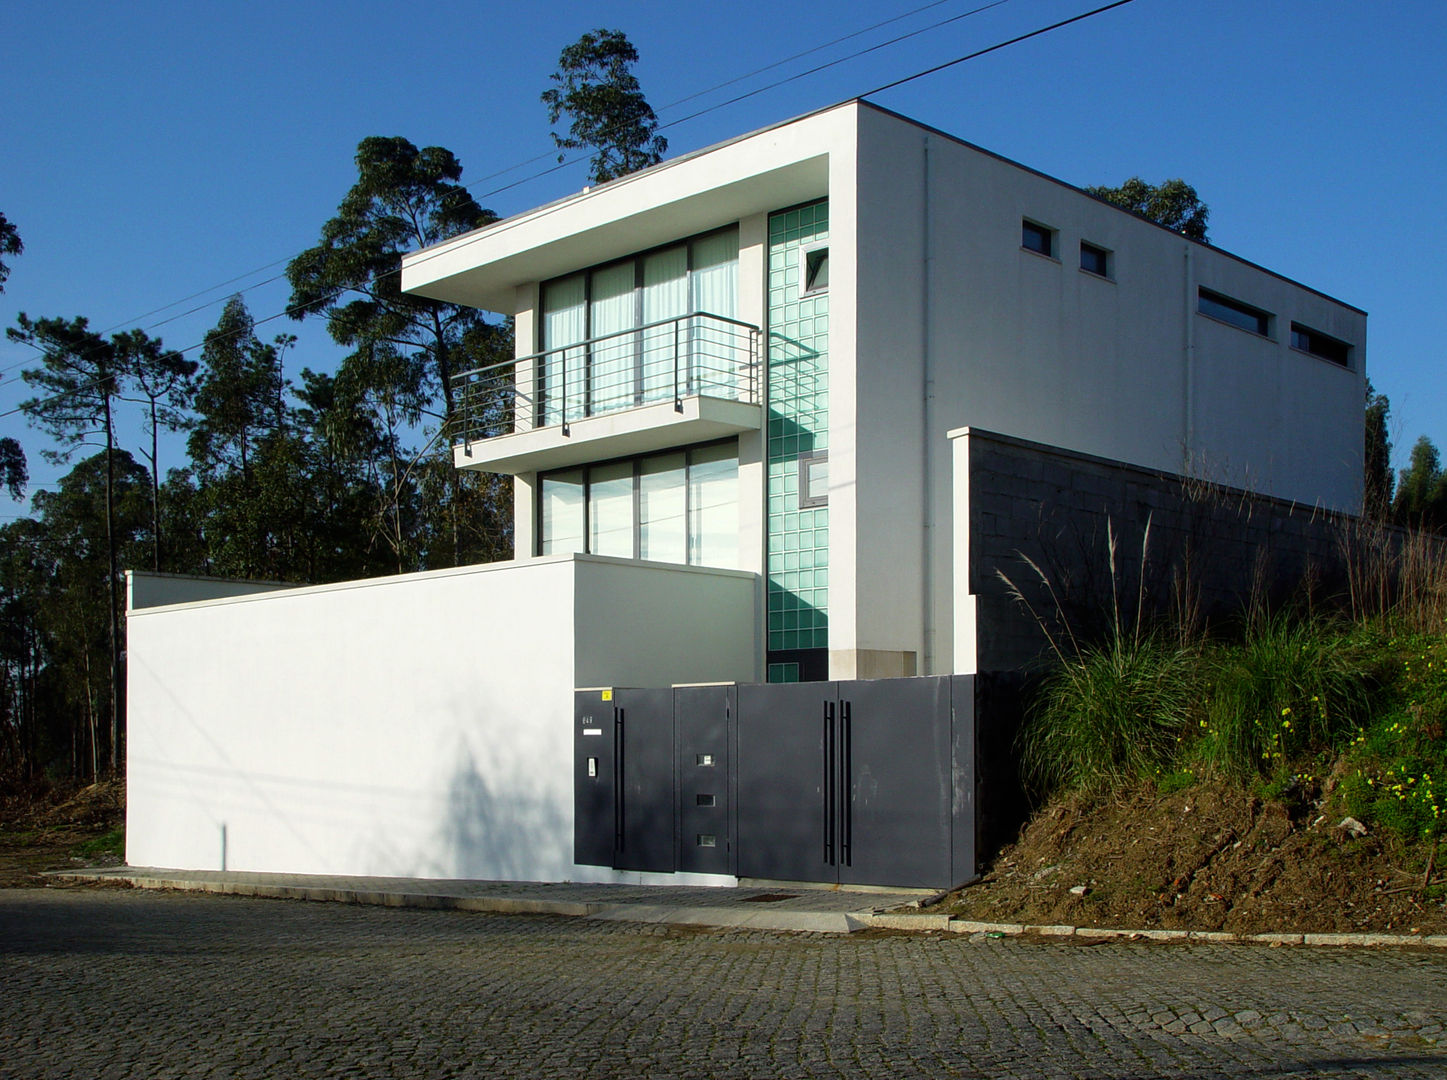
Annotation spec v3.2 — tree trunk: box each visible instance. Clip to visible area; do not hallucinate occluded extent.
[150,401,162,572]
[104,405,122,777]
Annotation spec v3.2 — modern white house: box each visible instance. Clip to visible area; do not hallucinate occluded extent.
[403,98,1365,683]
[126,101,1365,887]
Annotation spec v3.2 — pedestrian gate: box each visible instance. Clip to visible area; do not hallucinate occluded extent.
[574,676,976,890]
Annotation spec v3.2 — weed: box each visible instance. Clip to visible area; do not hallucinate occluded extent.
[1192,614,1374,781]
[70,826,124,859]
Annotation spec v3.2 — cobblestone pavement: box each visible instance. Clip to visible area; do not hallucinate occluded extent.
[3,889,1444,1079]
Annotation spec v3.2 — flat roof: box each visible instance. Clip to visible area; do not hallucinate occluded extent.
[401,98,1364,318]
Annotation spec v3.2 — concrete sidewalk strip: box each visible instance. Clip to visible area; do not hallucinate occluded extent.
[49,867,1447,948]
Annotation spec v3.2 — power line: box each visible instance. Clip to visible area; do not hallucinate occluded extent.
[861,0,1134,97]
[0,0,1012,390]
[0,0,1132,427]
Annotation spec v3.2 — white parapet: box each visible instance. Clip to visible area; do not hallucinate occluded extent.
[126,555,758,882]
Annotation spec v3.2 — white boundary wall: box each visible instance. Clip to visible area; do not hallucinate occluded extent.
[127,555,757,882]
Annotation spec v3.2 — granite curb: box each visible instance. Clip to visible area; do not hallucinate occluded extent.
[51,869,1447,947]
[860,911,1447,949]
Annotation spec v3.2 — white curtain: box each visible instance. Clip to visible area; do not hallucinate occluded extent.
[689,231,739,398]
[639,453,687,563]
[688,443,739,568]
[588,261,636,415]
[641,246,687,402]
[588,461,634,558]
[541,275,585,427]
[539,469,585,555]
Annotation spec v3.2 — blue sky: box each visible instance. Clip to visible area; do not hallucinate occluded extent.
[2,0,1443,510]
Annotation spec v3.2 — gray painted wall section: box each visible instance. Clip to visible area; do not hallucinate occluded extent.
[953,427,1363,676]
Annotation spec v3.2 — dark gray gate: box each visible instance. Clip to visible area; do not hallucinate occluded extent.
[734,682,829,882]
[734,677,965,889]
[674,684,733,875]
[614,688,674,873]
[575,676,977,890]
[573,687,676,874]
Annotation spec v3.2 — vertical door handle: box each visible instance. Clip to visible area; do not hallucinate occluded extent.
[614,709,624,852]
[823,700,835,865]
[841,700,853,867]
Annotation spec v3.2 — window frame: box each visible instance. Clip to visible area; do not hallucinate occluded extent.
[798,449,829,509]
[1197,287,1273,338]
[1079,240,1112,279]
[799,241,830,296]
[1289,322,1352,368]
[1021,219,1057,259]
[535,439,739,566]
[538,223,741,351]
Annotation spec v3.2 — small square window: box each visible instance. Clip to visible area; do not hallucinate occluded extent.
[798,451,828,508]
[801,244,829,295]
[1021,220,1055,258]
[1080,241,1110,277]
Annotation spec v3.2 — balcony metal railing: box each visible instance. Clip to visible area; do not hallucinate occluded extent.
[450,312,761,446]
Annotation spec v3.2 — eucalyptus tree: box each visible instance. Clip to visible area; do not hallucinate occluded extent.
[0,211,21,292]
[0,438,26,502]
[9,315,127,772]
[542,28,667,184]
[285,136,504,566]
[187,297,307,581]
[1086,178,1210,241]
[117,329,197,571]
[31,451,152,778]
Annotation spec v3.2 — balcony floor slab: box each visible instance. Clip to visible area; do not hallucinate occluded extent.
[453,396,763,475]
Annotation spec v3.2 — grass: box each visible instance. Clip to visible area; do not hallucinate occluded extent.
[1021,632,1197,794]
[1008,515,1447,843]
[70,826,124,859]
[1193,614,1375,781]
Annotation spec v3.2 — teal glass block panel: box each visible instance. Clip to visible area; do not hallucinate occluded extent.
[768,662,801,684]
[767,198,830,656]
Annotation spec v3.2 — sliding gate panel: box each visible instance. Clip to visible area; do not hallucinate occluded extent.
[734,682,833,882]
[674,684,733,875]
[735,677,960,889]
[573,690,616,868]
[839,677,952,888]
[613,688,675,873]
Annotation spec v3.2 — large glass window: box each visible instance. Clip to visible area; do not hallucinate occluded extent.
[539,469,585,555]
[537,228,740,420]
[688,442,739,568]
[537,443,739,569]
[639,453,687,563]
[539,275,586,427]
[588,460,634,558]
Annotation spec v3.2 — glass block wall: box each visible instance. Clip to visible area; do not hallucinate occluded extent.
[766,200,829,681]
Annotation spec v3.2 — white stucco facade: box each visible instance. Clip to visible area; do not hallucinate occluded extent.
[126,556,757,880]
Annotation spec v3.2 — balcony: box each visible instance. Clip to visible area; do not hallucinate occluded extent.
[450,312,763,475]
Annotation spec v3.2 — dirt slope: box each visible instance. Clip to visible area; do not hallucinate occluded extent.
[937,781,1446,935]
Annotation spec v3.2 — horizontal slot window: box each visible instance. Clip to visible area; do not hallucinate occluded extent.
[1198,288,1271,337]
[1290,322,1351,367]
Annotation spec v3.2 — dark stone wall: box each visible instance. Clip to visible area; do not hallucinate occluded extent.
[962,429,1359,675]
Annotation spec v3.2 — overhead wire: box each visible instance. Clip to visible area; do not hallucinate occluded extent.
[0,0,1134,430]
[0,0,1012,387]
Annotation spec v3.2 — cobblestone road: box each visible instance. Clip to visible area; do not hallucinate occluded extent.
[2,888,1443,1079]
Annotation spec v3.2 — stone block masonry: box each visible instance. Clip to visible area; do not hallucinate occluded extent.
[956,428,1371,676]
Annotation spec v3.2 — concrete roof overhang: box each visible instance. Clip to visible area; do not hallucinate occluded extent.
[400,107,848,315]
